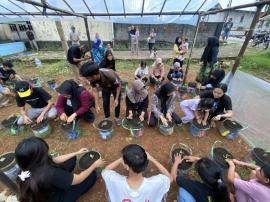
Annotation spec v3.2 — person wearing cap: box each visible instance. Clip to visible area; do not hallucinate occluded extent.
[56,80,96,123]
[167,62,183,82]
[79,61,122,125]
[69,26,80,46]
[149,58,165,86]
[67,44,90,82]
[15,81,57,125]
[126,80,149,122]
[0,61,22,83]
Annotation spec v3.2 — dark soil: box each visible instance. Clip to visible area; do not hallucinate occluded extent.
[1,116,17,129]
[0,152,15,171]
[30,119,49,131]
[192,120,210,130]
[172,148,193,170]
[124,118,143,129]
[79,151,101,170]
[252,148,270,166]
[187,82,197,88]
[98,120,113,130]
[160,121,174,129]
[213,147,234,169]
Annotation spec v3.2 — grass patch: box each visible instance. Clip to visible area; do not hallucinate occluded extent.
[240,51,270,81]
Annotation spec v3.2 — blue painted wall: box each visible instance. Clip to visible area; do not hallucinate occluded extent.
[0,42,26,57]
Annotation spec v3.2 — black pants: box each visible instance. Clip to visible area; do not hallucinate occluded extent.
[125,109,148,120]
[64,105,95,123]
[149,112,182,127]
[173,58,184,67]
[102,89,121,118]
[148,43,155,52]
[135,75,148,83]
[61,157,97,202]
[149,75,165,84]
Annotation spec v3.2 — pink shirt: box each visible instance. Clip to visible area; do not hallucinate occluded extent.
[234,178,270,202]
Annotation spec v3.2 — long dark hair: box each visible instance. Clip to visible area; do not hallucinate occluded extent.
[197,98,215,111]
[15,137,57,202]
[195,158,230,202]
[175,36,182,47]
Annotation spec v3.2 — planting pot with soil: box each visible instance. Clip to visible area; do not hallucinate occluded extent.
[245,147,270,167]
[29,77,42,88]
[219,119,246,140]
[189,120,210,138]
[159,121,174,136]
[0,152,19,181]
[78,150,102,173]
[30,119,51,138]
[47,79,56,90]
[170,143,193,171]
[122,117,144,138]
[61,121,80,140]
[211,141,233,169]
[93,119,114,140]
[1,115,23,136]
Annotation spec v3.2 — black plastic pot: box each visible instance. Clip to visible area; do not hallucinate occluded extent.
[79,151,101,171]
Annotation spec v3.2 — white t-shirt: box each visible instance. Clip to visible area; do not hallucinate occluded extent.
[134,66,149,77]
[102,170,170,202]
[69,31,80,45]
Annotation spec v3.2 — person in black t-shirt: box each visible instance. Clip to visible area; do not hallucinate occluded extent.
[26,28,39,51]
[67,45,90,82]
[15,137,104,202]
[199,83,233,121]
[0,61,22,83]
[80,61,122,125]
[171,155,230,202]
[15,81,57,125]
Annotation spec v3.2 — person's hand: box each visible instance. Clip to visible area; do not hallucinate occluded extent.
[184,156,201,163]
[139,113,144,122]
[114,99,119,108]
[202,120,207,126]
[146,152,155,162]
[95,104,101,113]
[226,159,235,168]
[36,113,45,123]
[166,113,172,122]
[60,113,68,122]
[127,111,133,120]
[213,115,222,121]
[160,116,168,127]
[94,158,105,168]
[23,115,32,125]
[76,148,88,155]
[174,154,183,165]
[196,118,202,125]
[233,159,243,165]
[67,113,77,123]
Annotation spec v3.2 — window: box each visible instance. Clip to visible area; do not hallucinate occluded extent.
[26,21,33,30]
[240,15,245,23]
[9,24,18,32]
[18,24,28,31]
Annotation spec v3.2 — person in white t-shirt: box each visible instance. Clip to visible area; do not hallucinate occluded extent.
[102,144,172,202]
[134,61,149,83]
[69,26,80,46]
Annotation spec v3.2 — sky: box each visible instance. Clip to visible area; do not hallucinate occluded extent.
[219,0,257,11]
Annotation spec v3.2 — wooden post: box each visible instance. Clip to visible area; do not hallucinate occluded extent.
[183,15,201,84]
[83,17,93,59]
[231,5,263,76]
[55,20,68,54]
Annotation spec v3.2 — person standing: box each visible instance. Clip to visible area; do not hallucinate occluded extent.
[79,61,122,125]
[130,25,137,55]
[26,28,39,51]
[148,28,157,54]
[69,26,80,46]
[222,18,233,41]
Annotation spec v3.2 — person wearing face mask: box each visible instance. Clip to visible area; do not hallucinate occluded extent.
[56,80,95,123]
[126,80,148,122]
[98,50,116,71]
[199,83,233,122]
[226,159,270,202]
[149,82,182,127]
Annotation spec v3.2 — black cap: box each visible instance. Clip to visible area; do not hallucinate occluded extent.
[15,81,31,98]
[79,61,99,77]
[2,61,13,68]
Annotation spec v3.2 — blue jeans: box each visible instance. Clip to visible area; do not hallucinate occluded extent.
[178,188,196,202]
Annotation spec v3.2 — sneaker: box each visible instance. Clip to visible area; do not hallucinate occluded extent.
[115,118,122,126]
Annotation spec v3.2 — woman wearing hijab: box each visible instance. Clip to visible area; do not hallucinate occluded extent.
[92,33,104,63]
[197,36,219,82]
[98,50,116,71]
[126,80,148,122]
[149,82,182,127]
[173,36,186,66]
[56,80,95,123]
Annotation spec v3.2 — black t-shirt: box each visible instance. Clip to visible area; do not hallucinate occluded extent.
[16,87,52,108]
[67,46,81,65]
[0,68,16,82]
[200,90,232,116]
[126,96,148,115]
[176,176,214,202]
[44,166,73,202]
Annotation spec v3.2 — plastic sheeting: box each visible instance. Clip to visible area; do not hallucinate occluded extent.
[225,71,270,150]
[0,0,220,25]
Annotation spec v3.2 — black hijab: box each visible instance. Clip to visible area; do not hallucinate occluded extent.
[58,80,85,111]
[202,69,225,88]
[155,83,175,114]
[201,36,219,64]
[99,50,115,71]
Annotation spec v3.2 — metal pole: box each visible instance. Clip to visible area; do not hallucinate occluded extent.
[55,20,69,54]
[159,0,167,17]
[84,17,93,59]
[231,5,263,76]
[183,15,201,84]
[179,0,192,18]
